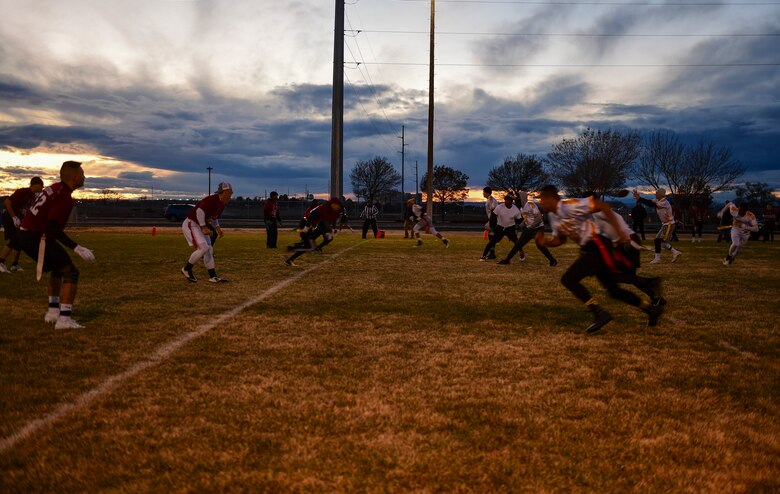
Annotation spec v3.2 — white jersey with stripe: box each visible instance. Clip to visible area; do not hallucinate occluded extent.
[593,211,633,243]
[726,204,759,234]
[493,203,522,228]
[520,201,545,229]
[548,196,601,246]
[651,197,675,225]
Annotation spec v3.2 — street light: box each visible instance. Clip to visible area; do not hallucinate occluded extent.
[207,166,213,195]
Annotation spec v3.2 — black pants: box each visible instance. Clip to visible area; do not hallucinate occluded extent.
[717,226,732,243]
[482,226,517,257]
[763,221,775,242]
[632,219,645,240]
[265,219,278,247]
[561,238,643,308]
[613,244,659,300]
[362,218,378,238]
[505,227,556,262]
[693,220,704,238]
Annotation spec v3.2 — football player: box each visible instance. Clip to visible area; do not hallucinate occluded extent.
[0,176,44,273]
[181,182,232,283]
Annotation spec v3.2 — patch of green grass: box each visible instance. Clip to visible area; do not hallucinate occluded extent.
[0,228,778,492]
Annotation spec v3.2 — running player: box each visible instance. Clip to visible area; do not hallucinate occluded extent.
[480,194,520,260]
[537,185,663,334]
[498,192,557,266]
[633,188,682,264]
[0,176,44,273]
[482,187,499,259]
[18,161,95,329]
[284,197,343,266]
[181,182,232,283]
[719,201,759,266]
[412,204,450,248]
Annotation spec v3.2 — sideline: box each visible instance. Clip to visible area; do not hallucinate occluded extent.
[0,243,363,454]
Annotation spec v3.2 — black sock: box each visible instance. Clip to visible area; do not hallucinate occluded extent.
[184,263,194,271]
[208,269,216,278]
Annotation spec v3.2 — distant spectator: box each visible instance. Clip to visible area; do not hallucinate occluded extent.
[629,201,647,240]
[263,191,282,248]
[360,200,379,239]
[403,199,416,239]
[763,203,776,242]
[690,202,706,243]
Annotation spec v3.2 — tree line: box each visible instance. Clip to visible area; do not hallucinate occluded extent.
[349,127,772,220]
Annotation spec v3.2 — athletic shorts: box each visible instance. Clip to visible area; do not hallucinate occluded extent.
[2,212,21,248]
[182,218,212,249]
[655,222,676,242]
[413,218,437,235]
[19,230,74,274]
[731,229,751,247]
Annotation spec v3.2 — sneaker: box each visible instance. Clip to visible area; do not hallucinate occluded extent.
[55,316,83,330]
[648,257,661,265]
[181,267,197,283]
[585,310,613,335]
[649,277,663,298]
[415,239,423,247]
[722,258,731,266]
[208,276,228,283]
[549,259,558,267]
[497,259,510,265]
[9,264,23,272]
[671,250,682,263]
[0,263,9,274]
[519,252,526,261]
[645,303,664,327]
[442,239,450,248]
[44,309,60,324]
[284,259,297,266]
[479,256,487,262]
[486,254,496,260]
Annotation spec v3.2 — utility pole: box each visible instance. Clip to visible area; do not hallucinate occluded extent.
[415,160,419,201]
[206,166,213,195]
[398,125,408,218]
[426,0,435,216]
[330,0,344,200]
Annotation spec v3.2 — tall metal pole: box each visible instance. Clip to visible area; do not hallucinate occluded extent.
[330,0,344,200]
[426,0,435,216]
[415,160,419,201]
[398,125,408,217]
[207,166,213,195]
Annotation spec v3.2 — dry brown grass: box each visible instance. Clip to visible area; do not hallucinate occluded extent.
[0,229,778,492]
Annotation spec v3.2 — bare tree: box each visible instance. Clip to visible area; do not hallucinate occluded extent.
[545,127,640,198]
[735,182,775,207]
[486,154,549,196]
[420,165,469,222]
[349,156,401,203]
[637,131,746,208]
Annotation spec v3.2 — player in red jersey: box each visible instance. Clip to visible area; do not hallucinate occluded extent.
[181,182,232,283]
[1,176,44,273]
[18,162,95,329]
[284,197,343,266]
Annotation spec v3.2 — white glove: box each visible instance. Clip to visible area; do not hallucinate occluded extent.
[12,216,21,228]
[74,245,95,262]
[300,225,311,234]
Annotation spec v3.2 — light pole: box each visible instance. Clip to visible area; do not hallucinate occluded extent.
[206,166,213,195]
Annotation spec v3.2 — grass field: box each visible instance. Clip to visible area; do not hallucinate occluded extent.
[1,227,778,492]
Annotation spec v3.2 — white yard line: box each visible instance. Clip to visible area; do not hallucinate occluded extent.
[718,340,759,360]
[0,244,362,455]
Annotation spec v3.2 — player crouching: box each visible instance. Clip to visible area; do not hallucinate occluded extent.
[19,161,96,329]
[284,197,343,266]
[181,182,232,283]
[411,202,449,248]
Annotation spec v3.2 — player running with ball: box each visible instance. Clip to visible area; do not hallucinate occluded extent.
[719,201,759,266]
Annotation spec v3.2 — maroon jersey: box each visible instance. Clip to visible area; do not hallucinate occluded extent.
[186,194,225,224]
[691,205,705,222]
[8,187,37,217]
[263,199,279,220]
[308,199,341,226]
[20,182,74,233]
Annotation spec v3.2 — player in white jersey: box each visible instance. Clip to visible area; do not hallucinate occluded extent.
[482,187,499,259]
[480,194,521,260]
[412,204,450,248]
[718,201,759,266]
[633,188,682,264]
[498,192,557,266]
[537,185,663,334]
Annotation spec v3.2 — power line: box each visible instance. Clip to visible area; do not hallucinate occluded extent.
[395,0,780,5]
[343,70,398,157]
[352,29,780,38]
[356,61,780,67]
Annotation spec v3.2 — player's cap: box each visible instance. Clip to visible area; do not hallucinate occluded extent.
[412,204,422,214]
[217,182,233,193]
[655,188,666,197]
[30,176,43,186]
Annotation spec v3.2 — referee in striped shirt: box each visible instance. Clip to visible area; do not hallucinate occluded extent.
[361,200,379,239]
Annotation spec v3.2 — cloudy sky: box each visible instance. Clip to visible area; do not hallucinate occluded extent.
[1,0,778,200]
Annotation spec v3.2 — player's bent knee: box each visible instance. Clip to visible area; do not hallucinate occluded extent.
[60,263,80,284]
